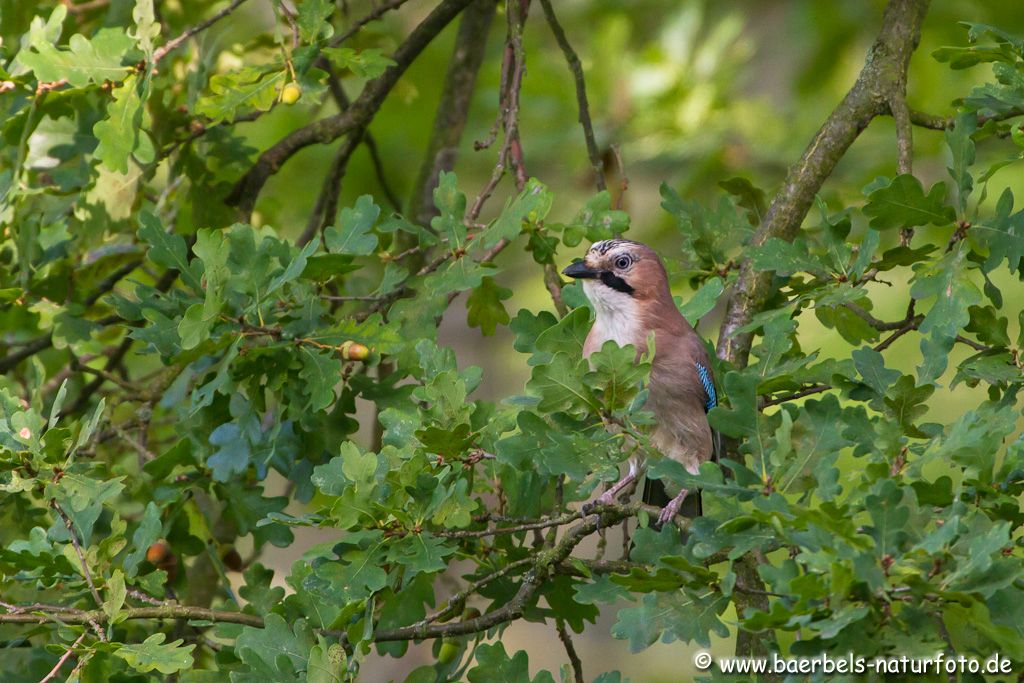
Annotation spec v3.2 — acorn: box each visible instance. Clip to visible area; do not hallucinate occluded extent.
[146,540,171,564]
[281,82,302,105]
[1011,124,1024,149]
[437,639,460,665]
[146,540,179,582]
[338,341,369,361]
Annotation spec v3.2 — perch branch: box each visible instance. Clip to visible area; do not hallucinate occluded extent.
[0,605,265,628]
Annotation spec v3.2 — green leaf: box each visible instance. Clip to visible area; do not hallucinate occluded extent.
[852,347,900,396]
[526,352,595,413]
[196,67,287,124]
[130,0,160,58]
[137,211,202,292]
[611,590,729,651]
[300,347,342,411]
[177,303,211,350]
[20,28,134,87]
[208,422,251,482]
[495,412,590,480]
[679,277,724,325]
[298,0,335,42]
[307,638,346,683]
[910,248,983,382]
[943,601,1024,661]
[193,228,230,323]
[430,172,467,249]
[468,643,556,683]
[946,111,977,214]
[93,74,142,173]
[749,236,824,276]
[301,254,360,281]
[974,189,1024,274]
[863,174,956,230]
[325,195,380,255]
[466,277,512,335]
[234,614,314,679]
[115,633,195,675]
[322,47,397,79]
[124,502,162,577]
[104,568,126,620]
[718,176,768,225]
[479,178,552,250]
[583,340,649,411]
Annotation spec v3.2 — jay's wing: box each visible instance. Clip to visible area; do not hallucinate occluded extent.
[694,361,721,462]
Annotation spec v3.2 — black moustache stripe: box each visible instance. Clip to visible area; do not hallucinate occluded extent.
[600,271,635,295]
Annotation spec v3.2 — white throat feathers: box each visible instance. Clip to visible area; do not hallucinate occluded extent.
[583,278,642,349]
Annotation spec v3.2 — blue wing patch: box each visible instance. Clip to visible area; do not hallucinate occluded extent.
[695,362,717,413]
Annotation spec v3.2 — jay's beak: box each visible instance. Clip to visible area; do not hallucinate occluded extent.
[562,261,600,279]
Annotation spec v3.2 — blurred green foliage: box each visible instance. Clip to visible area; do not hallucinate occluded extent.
[1,1,1024,681]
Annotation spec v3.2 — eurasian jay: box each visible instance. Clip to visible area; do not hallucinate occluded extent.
[562,239,718,526]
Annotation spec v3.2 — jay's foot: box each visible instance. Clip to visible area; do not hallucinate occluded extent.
[654,488,689,529]
[582,473,638,517]
[581,490,617,516]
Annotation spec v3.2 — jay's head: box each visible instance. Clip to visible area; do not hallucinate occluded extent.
[562,239,671,313]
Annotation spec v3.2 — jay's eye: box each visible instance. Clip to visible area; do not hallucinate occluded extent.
[614,256,631,270]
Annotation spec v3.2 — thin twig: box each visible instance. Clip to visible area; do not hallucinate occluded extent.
[53,503,103,609]
[407,0,497,227]
[325,0,415,49]
[761,383,831,408]
[373,503,640,642]
[538,0,604,192]
[556,619,585,683]
[437,510,584,538]
[907,105,1024,131]
[322,67,402,212]
[52,502,107,641]
[39,631,87,683]
[467,0,530,221]
[610,144,628,211]
[418,557,533,628]
[153,0,252,63]
[843,302,919,331]
[300,130,365,246]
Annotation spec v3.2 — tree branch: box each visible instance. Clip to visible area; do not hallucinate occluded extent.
[716,0,931,368]
[373,503,637,641]
[714,0,931,662]
[556,619,585,683]
[300,129,364,246]
[408,0,498,228]
[538,0,604,192]
[228,0,475,218]
[152,0,251,64]
[907,105,1024,131]
[39,631,87,683]
[436,509,585,538]
[0,605,265,628]
[326,0,415,50]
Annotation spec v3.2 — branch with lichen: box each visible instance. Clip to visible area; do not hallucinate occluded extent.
[714,0,932,663]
